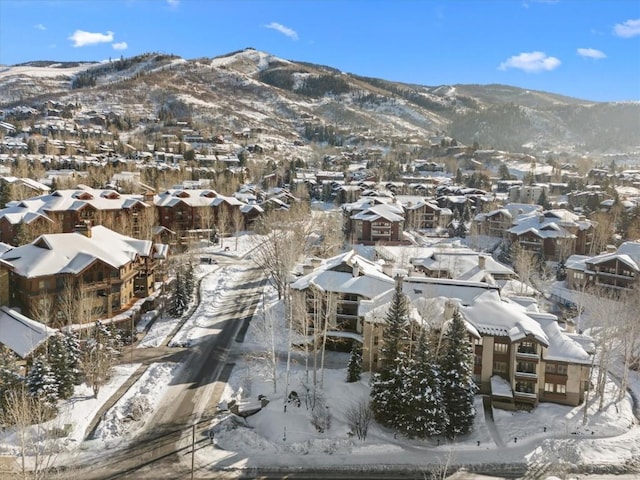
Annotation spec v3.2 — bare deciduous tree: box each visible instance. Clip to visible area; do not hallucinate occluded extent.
[2,385,58,479]
[231,207,244,251]
[216,203,230,249]
[344,397,372,441]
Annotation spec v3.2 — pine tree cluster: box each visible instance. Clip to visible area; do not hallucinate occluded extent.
[370,283,477,439]
[169,261,195,317]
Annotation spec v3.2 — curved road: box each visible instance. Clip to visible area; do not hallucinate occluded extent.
[72,257,266,480]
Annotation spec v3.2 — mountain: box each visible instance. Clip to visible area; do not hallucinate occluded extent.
[1,48,638,154]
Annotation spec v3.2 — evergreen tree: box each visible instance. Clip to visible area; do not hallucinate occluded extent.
[397,330,448,438]
[27,356,59,409]
[455,221,467,238]
[346,343,362,383]
[370,280,409,428]
[498,163,512,180]
[0,180,13,209]
[537,189,552,210]
[47,332,80,399]
[184,261,195,303]
[169,271,189,317]
[0,348,23,414]
[440,309,476,438]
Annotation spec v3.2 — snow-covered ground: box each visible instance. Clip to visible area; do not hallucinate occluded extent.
[203,285,640,476]
[1,231,638,478]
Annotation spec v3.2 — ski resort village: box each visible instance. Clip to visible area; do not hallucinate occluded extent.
[0,47,638,480]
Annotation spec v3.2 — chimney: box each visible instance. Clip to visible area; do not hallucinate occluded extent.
[74,220,92,238]
[444,299,456,320]
[310,257,322,268]
[302,263,314,275]
[382,262,393,277]
[538,214,545,223]
[352,261,360,277]
[478,255,486,270]
[605,244,617,254]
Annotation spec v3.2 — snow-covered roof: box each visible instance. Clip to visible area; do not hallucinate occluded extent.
[491,375,513,398]
[586,241,640,272]
[0,225,153,278]
[534,315,592,365]
[459,290,549,345]
[0,186,149,223]
[0,306,57,358]
[350,202,405,223]
[291,250,394,298]
[402,276,499,306]
[411,251,514,284]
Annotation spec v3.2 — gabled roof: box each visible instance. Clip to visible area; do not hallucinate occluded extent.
[0,306,57,358]
[459,290,549,346]
[291,250,394,298]
[350,203,405,222]
[584,241,640,272]
[0,225,153,278]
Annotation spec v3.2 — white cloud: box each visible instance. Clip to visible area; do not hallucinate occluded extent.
[112,42,128,51]
[167,0,179,7]
[264,22,298,40]
[577,48,606,59]
[69,30,114,47]
[34,24,46,31]
[614,18,640,38]
[498,51,561,73]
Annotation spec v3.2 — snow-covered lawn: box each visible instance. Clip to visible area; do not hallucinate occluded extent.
[205,284,640,474]
[0,363,138,456]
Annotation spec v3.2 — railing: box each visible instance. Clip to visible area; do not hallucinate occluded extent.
[514,371,537,379]
[516,351,539,361]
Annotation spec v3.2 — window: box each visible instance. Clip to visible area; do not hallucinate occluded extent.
[373,336,379,346]
[373,354,378,364]
[473,337,483,345]
[493,361,507,374]
[518,341,536,354]
[545,363,556,374]
[544,382,554,392]
[475,354,482,366]
[556,384,566,394]
[494,342,508,354]
[517,361,536,374]
[515,381,535,394]
[557,364,568,375]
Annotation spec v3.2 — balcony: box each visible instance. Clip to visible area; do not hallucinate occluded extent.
[513,390,537,400]
[514,371,538,380]
[516,351,539,361]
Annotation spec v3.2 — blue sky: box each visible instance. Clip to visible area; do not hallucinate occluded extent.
[1,0,639,102]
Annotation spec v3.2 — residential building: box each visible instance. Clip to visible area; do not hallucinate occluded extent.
[154,188,246,242]
[0,186,153,245]
[565,241,640,293]
[0,225,168,325]
[343,197,406,244]
[508,210,595,261]
[290,250,395,346]
[362,280,592,409]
